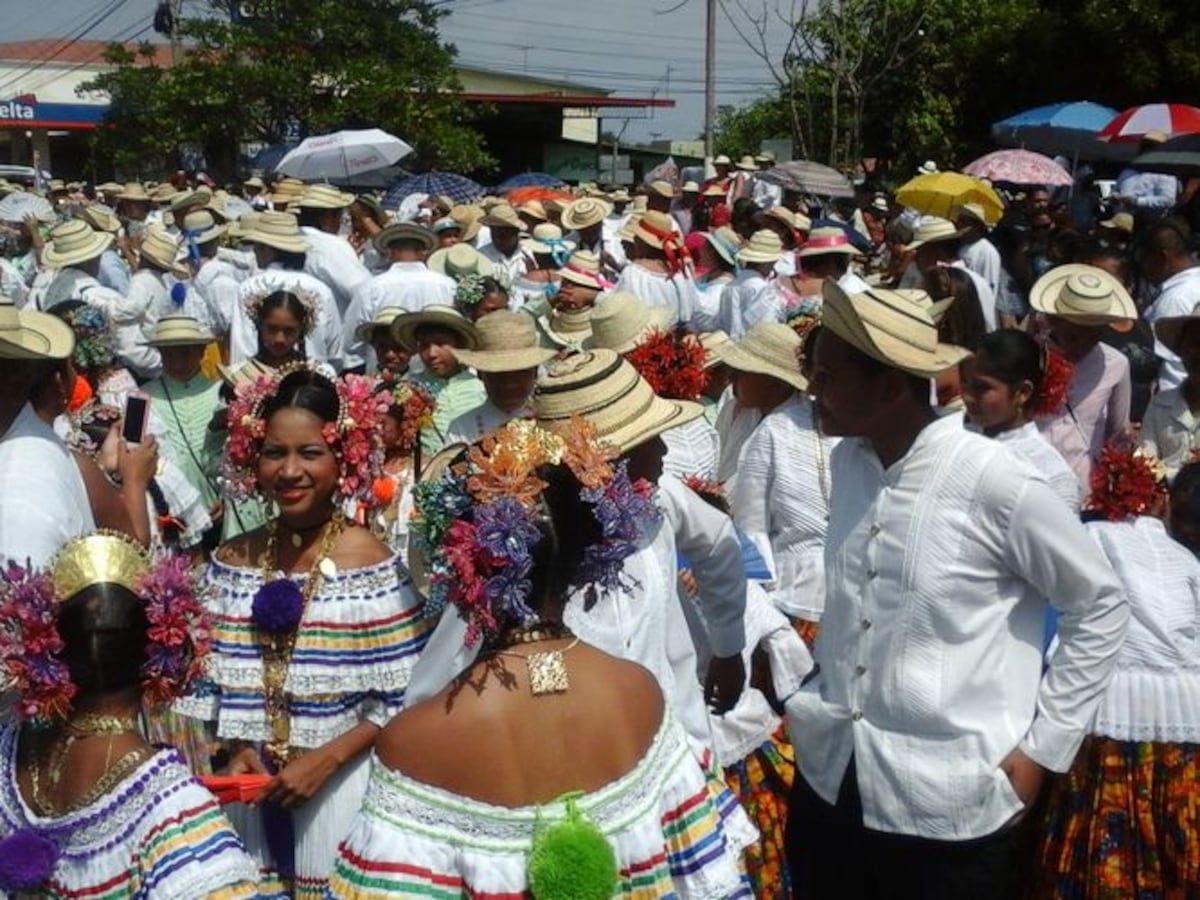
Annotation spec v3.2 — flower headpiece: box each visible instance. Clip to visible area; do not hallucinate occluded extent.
[384,377,435,455]
[453,273,489,311]
[222,362,390,506]
[0,533,211,726]
[1033,341,1073,417]
[53,301,116,375]
[411,418,659,647]
[241,279,321,334]
[1085,437,1167,522]
[626,328,709,402]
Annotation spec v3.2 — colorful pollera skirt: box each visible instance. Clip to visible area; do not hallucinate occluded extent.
[1032,735,1200,899]
[725,726,796,899]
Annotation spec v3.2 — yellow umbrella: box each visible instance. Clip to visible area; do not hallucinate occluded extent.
[894,172,1005,225]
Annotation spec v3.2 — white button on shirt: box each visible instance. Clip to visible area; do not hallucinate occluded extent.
[787,414,1127,840]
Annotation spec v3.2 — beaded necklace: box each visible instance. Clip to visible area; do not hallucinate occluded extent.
[257,511,345,769]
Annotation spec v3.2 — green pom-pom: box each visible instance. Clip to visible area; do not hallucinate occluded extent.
[527,799,618,899]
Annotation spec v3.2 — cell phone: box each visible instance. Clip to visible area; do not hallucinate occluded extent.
[122,392,151,445]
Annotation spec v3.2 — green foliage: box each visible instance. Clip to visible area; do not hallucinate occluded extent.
[80,0,492,178]
[714,97,788,157]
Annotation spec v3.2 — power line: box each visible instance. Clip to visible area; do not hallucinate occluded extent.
[0,0,135,97]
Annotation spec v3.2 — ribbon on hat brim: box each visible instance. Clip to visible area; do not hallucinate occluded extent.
[803,234,850,252]
[543,237,572,268]
[181,227,204,264]
[638,218,693,278]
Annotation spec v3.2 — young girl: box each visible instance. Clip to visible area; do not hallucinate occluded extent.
[452,274,510,322]
[1032,441,1200,898]
[365,379,434,563]
[961,328,1080,510]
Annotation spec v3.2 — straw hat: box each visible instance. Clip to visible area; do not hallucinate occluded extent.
[168,188,209,214]
[632,211,677,249]
[150,183,180,204]
[238,211,310,254]
[617,215,642,243]
[521,223,575,256]
[702,183,727,198]
[480,203,524,230]
[1153,302,1200,355]
[719,323,807,391]
[142,315,213,347]
[609,188,631,203]
[138,227,187,277]
[243,176,265,190]
[517,200,548,223]
[1029,264,1136,331]
[631,196,648,214]
[737,229,785,265]
[228,211,260,242]
[584,292,674,354]
[43,219,113,269]
[954,203,989,228]
[296,184,355,210]
[1144,129,1169,144]
[354,307,406,342]
[904,216,967,251]
[267,178,306,206]
[432,216,461,235]
[561,197,612,231]
[541,307,594,349]
[798,225,857,258]
[0,296,74,360]
[79,204,121,235]
[449,204,483,242]
[794,212,812,233]
[181,209,228,244]
[428,243,491,279]
[534,349,703,452]
[702,226,741,267]
[646,180,677,200]
[558,249,605,290]
[116,182,152,203]
[1099,212,1134,235]
[681,180,700,194]
[374,222,435,254]
[97,181,123,196]
[821,281,965,378]
[452,310,557,372]
[713,154,732,166]
[735,155,758,171]
[390,305,480,352]
[917,160,939,175]
[756,205,798,232]
[698,330,732,369]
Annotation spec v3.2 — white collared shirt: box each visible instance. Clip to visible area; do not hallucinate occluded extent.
[993,421,1080,510]
[787,414,1127,840]
[1146,266,1200,390]
[1140,386,1200,482]
[300,226,371,319]
[0,404,94,567]
[445,399,532,446]
[717,270,783,339]
[1086,517,1200,744]
[662,416,720,482]
[479,243,528,284]
[342,262,457,369]
[229,267,344,369]
[731,394,838,620]
[613,264,698,328]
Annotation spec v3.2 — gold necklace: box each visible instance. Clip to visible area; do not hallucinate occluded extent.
[257,510,346,769]
[67,712,140,736]
[493,635,580,696]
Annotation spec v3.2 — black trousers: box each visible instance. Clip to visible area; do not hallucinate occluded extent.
[785,759,1025,900]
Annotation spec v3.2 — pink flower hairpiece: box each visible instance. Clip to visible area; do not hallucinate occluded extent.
[222,363,391,507]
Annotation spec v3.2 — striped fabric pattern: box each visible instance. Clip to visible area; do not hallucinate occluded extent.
[328,712,753,898]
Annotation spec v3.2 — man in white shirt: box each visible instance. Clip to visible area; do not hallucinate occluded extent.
[907,215,998,330]
[0,299,95,566]
[1113,131,1179,211]
[477,203,528,283]
[785,282,1128,898]
[1140,218,1200,390]
[444,310,555,445]
[294,184,371,317]
[342,223,452,370]
[182,210,253,343]
[954,202,1004,300]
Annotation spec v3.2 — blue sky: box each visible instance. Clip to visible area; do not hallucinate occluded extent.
[6,0,792,142]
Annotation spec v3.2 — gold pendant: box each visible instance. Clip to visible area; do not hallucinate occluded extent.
[526,649,570,695]
[290,532,303,548]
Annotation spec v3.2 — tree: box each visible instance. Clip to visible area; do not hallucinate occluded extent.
[81,0,492,178]
[713,97,788,158]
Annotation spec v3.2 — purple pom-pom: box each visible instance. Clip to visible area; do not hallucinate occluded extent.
[0,829,59,891]
[250,579,305,634]
[170,282,188,308]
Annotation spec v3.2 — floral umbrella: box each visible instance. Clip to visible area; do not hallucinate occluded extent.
[962,149,1072,187]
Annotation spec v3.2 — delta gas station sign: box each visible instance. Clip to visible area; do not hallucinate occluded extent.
[0,94,106,130]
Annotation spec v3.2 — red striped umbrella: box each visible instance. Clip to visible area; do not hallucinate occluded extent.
[1097,104,1200,144]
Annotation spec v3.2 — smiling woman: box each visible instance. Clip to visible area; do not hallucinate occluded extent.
[176,365,432,897]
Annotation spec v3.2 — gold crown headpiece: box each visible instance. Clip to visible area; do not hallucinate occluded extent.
[50,531,150,600]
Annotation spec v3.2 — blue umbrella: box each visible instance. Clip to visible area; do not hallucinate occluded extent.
[249,142,298,172]
[495,172,565,192]
[382,172,484,209]
[991,101,1133,162]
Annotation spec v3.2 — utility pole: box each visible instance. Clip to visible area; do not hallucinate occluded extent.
[704,0,716,161]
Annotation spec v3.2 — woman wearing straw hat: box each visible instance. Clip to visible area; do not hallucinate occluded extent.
[1031,264,1135,489]
[784,280,1127,899]
[612,210,698,327]
[511,223,572,308]
[718,228,787,340]
[562,196,623,279]
[724,322,838,648]
[444,310,556,445]
[390,305,484,457]
[228,212,344,370]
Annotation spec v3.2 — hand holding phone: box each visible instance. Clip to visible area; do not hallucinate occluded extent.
[121,392,151,445]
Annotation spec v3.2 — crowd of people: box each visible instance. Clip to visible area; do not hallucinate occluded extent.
[0,147,1197,899]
